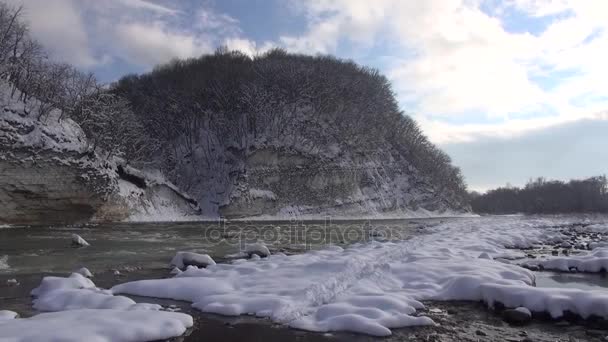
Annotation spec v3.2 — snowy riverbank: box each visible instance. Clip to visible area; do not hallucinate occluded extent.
[2,216,608,341]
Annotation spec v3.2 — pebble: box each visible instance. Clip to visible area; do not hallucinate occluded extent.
[475,330,487,336]
[503,307,532,325]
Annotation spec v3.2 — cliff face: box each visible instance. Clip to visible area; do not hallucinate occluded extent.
[114,51,471,220]
[0,149,112,224]
[219,146,466,219]
[0,82,202,225]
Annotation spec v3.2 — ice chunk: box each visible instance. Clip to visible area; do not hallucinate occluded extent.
[0,309,193,342]
[71,234,90,247]
[170,251,216,269]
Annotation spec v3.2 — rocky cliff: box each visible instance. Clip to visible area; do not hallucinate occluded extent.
[114,50,471,220]
[0,149,112,224]
[0,81,202,225]
[220,146,462,219]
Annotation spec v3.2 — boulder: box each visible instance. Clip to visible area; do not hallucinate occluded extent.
[245,243,271,258]
[71,234,90,247]
[170,252,216,269]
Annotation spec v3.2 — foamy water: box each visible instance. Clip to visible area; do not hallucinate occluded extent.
[0,255,9,271]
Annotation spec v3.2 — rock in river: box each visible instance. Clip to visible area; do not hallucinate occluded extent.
[503,307,532,325]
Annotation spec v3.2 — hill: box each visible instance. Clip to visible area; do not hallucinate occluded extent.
[112,49,470,218]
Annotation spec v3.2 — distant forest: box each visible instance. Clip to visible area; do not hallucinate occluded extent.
[470,176,608,214]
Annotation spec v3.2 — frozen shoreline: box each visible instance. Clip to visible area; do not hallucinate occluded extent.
[2,215,608,340]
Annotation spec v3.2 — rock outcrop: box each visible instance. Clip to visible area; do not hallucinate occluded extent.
[219,146,467,219]
[0,148,113,225]
[0,81,202,225]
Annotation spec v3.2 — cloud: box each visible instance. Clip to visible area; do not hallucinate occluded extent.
[223,38,274,57]
[112,0,179,15]
[113,22,213,66]
[9,0,253,71]
[278,0,608,144]
[6,0,99,67]
[196,7,240,35]
[443,116,608,191]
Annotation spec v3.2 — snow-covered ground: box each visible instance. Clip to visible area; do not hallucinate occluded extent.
[0,272,193,342]
[104,216,608,336]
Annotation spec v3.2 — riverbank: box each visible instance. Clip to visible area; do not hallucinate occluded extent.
[2,216,608,341]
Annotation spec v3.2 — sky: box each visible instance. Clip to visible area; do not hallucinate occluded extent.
[7,0,608,191]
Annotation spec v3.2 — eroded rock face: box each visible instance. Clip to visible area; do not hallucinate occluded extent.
[219,147,468,219]
[0,149,112,225]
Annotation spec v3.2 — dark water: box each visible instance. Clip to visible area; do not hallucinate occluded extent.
[535,271,608,291]
[0,219,439,276]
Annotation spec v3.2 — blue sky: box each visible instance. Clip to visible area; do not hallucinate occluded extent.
[9,0,608,191]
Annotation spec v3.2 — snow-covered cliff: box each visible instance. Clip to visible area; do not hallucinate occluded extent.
[114,51,471,220]
[0,80,202,224]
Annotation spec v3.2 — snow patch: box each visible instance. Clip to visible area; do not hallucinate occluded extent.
[71,234,90,247]
[0,309,193,342]
[75,267,93,278]
[249,188,276,201]
[0,311,17,321]
[0,255,9,271]
[531,248,608,273]
[6,271,194,341]
[244,243,271,258]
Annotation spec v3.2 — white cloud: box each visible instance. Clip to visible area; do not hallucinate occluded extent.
[6,0,99,67]
[112,0,179,15]
[278,0,608,144]
[114,22,213,66]
[224,38,274,57]
[8,0,257,71]
[196,7,240,35]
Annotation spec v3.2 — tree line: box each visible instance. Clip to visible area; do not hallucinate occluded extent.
[0,2,149,161]
[112,48,468,206]
[470,176,608,214]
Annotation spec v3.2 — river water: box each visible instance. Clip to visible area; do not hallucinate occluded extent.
[0,218,442,276]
